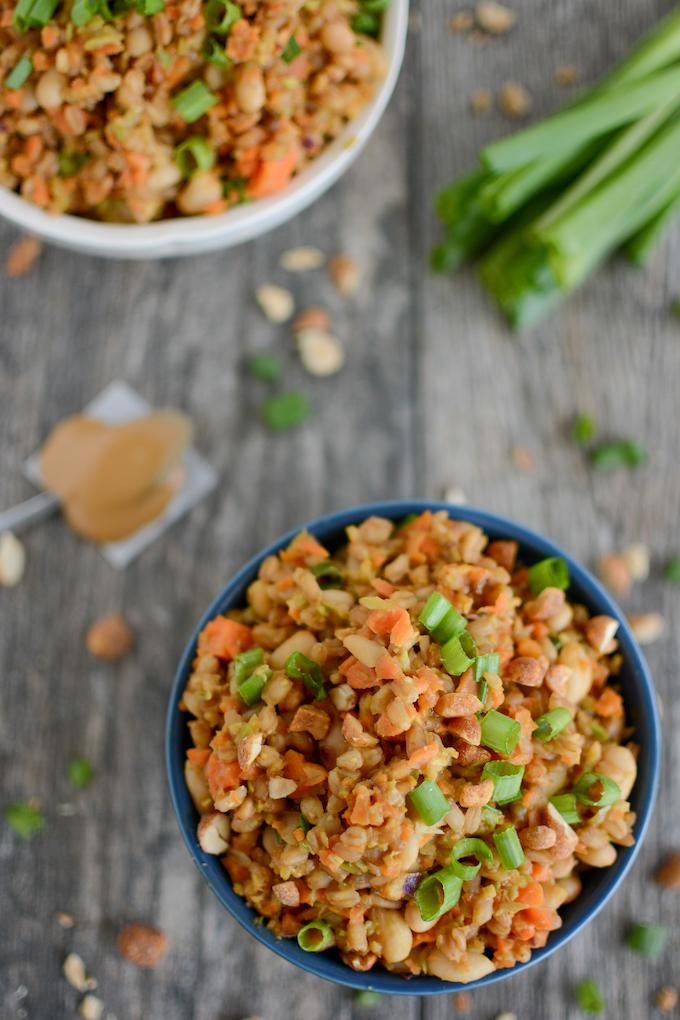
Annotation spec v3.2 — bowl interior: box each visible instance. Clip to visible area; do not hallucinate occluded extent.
[166,500,660,995]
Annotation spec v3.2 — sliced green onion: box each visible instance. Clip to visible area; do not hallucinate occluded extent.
[12,0,35,30]
[590,440,647,470]
[590,720,609,742]
[477,677,488,705]
[247,352,282,382]
[549,793,581,825]
[482,804,503,827]
[205,0,241,33]
[355,991,381,1006]
[450,837,493,880]
[261,391,311,431]
[528,557,570,595]
[572,414,596,445]
[440,635,474,676]
[576,978,605,1015]
[58,149,88,177]
[399,513,419,528]
[299,813,312,834]
[482,761,525,805]
[233,647,265,687]
[573,771,621,808]
[297,920,334,952]
[310,562,344,589]
[5,56,33,90]
[408,778,450,826]
[433,608,467,645]
[13,0,59,29]
[203,36,231,67]
[361,0,389,10]
[68,758,94,788]
[285,651,326,700]
[281,36,301,63]
[174,136,215,177]
[534,707,572,742]
[136,0,163,12]
[171,80,218,123]
[473,652,500,680]
[418,592,453,632]
[4,802,44,839]
[238,665,270,706]
[480,710,521,755]
[663,556,680,583]
[413,867,463,922]
[627,921,667,958]
[493,825,525,870]
[352,11,379,35]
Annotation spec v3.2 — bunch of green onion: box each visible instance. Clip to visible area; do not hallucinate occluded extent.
[432,7,680,328]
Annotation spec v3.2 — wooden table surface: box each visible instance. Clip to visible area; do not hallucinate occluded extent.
[2,1,679,1017]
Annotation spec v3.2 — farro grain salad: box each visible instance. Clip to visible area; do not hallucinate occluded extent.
[0,0,388,222]
[182,512,638,982]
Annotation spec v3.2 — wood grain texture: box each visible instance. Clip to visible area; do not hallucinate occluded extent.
[1,1,679,1018]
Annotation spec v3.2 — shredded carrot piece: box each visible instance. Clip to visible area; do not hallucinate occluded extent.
[186,747,211,766]
[516,881,545,907]
[199,617,253,660]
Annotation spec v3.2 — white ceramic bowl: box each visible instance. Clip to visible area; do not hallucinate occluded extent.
[0,2,408,259]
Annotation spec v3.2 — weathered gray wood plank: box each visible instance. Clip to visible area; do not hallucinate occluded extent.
[1,0,679,1017]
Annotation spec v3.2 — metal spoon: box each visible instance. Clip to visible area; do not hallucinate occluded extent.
[0,491,61,534]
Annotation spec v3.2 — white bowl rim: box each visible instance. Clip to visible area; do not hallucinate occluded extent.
[0,0,409,257]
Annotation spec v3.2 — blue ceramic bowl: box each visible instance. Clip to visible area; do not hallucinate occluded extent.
[166,501,661,995]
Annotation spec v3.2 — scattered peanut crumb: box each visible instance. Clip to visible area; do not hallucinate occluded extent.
[511,445,537,472]
[470,88,493,115]
[621,542,650,582]
[296,328,345,377]
[255,284,294,323]
[117,923,167,968]
[79,995,104,1020]
[495,1014,518,1020]
[454,991,472,1011]
[597,552,632,598]
[293,306,331,334]
[56,911,76,928]
[443,485,467,504]
[85,612,134,661]
[655,852,680,889]
[279,246,325,271]
[555,63,579,86]
[656,986,679,1012]
[63,954,88,992]
[629,612,664,646]
[0,531,26,587]
[5,235,42,278]
[449,11,474,33]
[476,1,516,35]
[498,81,532,118]
[328,254,360,296]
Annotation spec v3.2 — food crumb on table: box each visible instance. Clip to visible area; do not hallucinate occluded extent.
[621,543,650,582]
[498,81,533,118]
[555,63,580,86]
[62,953,92,993]
[0,531,26,587]
[328,254,361,296]
[656,986,679,1012]
[255,284,295,324]
[279,247,326,272]
[56,911,76,929]
[78,994,105,1020]
[475,1,516,35]
[628,612,665,646]
[117,923,167,968]
[296,328,345,377]
[4,236,43,278]
[597,553,633,598]
[470,88,494,115]
[86,613,134,661]
[453,990,472,1011]
[511,444,537,472]
[293,307,332,334]
[655,853,680,889]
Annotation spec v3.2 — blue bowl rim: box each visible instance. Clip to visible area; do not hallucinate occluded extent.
[165,500,661,996]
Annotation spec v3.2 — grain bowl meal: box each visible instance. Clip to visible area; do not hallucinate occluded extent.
[0,0,389,222]
[180,511,638,983]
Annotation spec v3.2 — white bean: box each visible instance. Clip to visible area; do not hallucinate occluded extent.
[36,70,65,110]
[372,908,413,964]
[427,948,496,983]
[270,630,316,669]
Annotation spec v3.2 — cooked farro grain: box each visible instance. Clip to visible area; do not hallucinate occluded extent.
[1,0,388,222]
[182,511,637,981]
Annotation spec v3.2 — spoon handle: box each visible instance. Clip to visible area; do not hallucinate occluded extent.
[0,491,61,534]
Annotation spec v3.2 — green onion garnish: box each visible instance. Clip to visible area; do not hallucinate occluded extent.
[355,991,381,1006]
[352,12,379,35]
[299,813,312,834]
[528,556,570,595]
[450,837,493,880]
[590,720,609,742]
[171,81,219,123]
[440,634,474,676]
[136,0,163,12]
[4,801,45,839]
[408,778,450,826]
[663,556,680,583]
[573,771,621,808]
[482,761,525,805]
[572,414,596,445]
[247,352,282,382]
[418,592,467,644]
[68,758,94,788]
[281,36,301,63]
[285,651,326,700]
[493,825,525,870]
[70,0,99,22]
[534,706,572,741]
[234,647,265,686]
[310,562,344,589]
[361,0,389,10]
[477,677,488,705]
[204,0,241,33]
[238,665,270,706]
[5,56,33,90]
[413,867,463,921]
[482,804,503,827]
[297,920,334,952]
[12,0,59,29]
[576,978,605,1015]
[261,392,311,431]
[203,37,231,67]
[473,652,500,680]
[626,921,667,958]
[549,793,581,825]
[174,136,215,177]
[480,710,521,756]
[58,150,88,177]
[590,440,647,470]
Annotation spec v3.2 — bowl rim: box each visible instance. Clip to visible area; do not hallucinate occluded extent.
[0,0,409,258]
[165,499,661,995]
